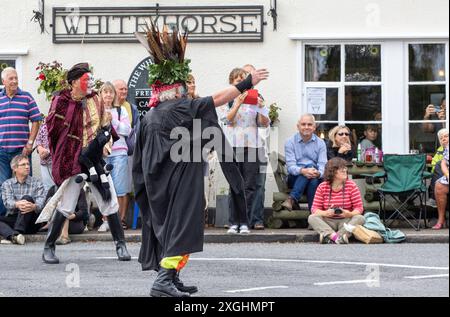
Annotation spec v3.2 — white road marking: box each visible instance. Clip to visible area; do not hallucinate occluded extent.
[404,274,449,280]
[188,257,449,271]
[314,279,378,286]
[96,257,139,260]
[94,256,448,271]
[225,286,288,293]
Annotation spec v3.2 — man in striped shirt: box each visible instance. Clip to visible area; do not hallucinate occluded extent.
[0,67,42,216]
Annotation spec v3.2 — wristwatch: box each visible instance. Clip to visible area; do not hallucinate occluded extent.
[27,140,34,146]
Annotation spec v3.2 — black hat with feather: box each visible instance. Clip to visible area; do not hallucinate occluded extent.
[135,22,191,108]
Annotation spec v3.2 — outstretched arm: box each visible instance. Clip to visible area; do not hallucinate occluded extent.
[212,69,269,107]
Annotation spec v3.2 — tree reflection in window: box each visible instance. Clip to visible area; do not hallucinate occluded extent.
[345,45,381,82]
[409,44,446,82]
[305,45,341,82]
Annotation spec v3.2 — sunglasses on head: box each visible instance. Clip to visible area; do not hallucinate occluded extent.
[337,132,350,136]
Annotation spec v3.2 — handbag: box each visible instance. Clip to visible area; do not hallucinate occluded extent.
[352,225,384,244]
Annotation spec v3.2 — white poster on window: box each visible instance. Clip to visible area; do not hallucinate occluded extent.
[306,88,326,114]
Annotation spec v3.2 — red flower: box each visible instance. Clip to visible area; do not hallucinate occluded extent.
[39,73,46,81]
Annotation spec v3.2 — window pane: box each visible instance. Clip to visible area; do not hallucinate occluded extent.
[305,45,341,82]
[345,45,381,82]
[409,123,445,154]
[307,88,338,121]
[345,86,382,121]
[409,44,446,82]
[0,60,16,86]
[315,123,338,140]
[409,85,446,120]
[347,123,382,151]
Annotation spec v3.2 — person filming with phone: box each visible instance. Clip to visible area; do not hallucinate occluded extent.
[423,97,446,134]
[308,157,365,244]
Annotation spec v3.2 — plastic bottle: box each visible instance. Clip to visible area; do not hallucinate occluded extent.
[357,144,362,162]
[374,148,379,163]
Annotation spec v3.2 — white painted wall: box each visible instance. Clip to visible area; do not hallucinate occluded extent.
[1,0,449,207]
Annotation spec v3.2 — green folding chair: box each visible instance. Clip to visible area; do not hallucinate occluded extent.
[363,154,432,231]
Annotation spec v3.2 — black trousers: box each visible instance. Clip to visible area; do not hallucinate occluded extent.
[0,196,41,239]
[68,220,85,235]
[228,147,261,226]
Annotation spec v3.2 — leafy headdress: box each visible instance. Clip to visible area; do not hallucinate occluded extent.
[135,22,191,108]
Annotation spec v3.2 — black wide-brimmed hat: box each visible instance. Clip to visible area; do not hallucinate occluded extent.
[67,62,90,84]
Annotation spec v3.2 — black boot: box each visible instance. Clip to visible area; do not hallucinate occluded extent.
[174,272,198,294]
[42,211,67,264]
[107,213,131,261]
[150,268,191,297]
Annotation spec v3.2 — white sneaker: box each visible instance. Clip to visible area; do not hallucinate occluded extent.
[239,225,250,234]
[12,234,25,245]
[98,221,109,232]
[0,239,12,245]
[227,225,238,234]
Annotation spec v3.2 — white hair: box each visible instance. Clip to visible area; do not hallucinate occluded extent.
[1,67,17,81]
[298,113,316,124]
[438,128,449,140]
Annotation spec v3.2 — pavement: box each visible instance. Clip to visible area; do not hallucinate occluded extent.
[20,227,449,244]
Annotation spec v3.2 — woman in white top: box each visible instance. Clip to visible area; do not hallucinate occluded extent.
[98,82,132,231]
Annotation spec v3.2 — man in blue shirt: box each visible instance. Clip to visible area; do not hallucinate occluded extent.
[0,67,42,216]
[282,114,327,211]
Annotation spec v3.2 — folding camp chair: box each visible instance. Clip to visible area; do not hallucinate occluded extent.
[363,154,432,231]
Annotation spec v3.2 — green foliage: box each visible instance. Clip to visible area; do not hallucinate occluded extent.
[269,103,282,126]
[36,61,68,101]
[148,59,192,85]
[36,61,104,100]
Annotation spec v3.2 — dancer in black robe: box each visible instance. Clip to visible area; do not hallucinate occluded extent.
[132,25,269,297]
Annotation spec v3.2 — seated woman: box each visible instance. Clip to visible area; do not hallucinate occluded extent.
[308,158,365,244]
[326,125,355,162]
[428,128,448,206]
[433,145,449,230]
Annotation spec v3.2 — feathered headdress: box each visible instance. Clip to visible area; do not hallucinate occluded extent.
[135,22,191,108]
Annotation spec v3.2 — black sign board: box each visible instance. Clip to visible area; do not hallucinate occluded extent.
[127,57,152,119]
[0,60,16,87]
[53,5,264,43]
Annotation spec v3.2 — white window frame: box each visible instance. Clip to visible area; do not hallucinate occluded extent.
[405,40,449,152]
[295,38,449,154]
[0,50,27,90]
[300,41,384,147]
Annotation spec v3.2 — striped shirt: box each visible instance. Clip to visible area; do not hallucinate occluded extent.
[0,88,42,152]
[311,180,364,216]
[1,176,46,216]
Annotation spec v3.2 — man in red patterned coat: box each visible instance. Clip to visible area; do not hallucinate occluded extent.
[43,63,131,264]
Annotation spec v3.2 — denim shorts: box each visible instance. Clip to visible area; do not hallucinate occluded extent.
[106,155,131,196]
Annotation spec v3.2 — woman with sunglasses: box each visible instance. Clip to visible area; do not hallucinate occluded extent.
[326,125,355,162]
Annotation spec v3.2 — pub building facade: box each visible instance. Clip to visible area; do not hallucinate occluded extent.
[1,0,448,207]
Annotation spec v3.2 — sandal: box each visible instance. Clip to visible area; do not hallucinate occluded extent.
[432,223,445,230]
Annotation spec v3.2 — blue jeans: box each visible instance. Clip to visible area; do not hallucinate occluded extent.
[0,149,23,216]
[288,174,321,211]
[249,163,267,227]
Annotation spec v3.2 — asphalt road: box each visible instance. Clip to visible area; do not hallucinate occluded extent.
[0,242,448,297]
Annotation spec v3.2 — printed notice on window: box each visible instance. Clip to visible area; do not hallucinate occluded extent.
[306,88,326,114]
